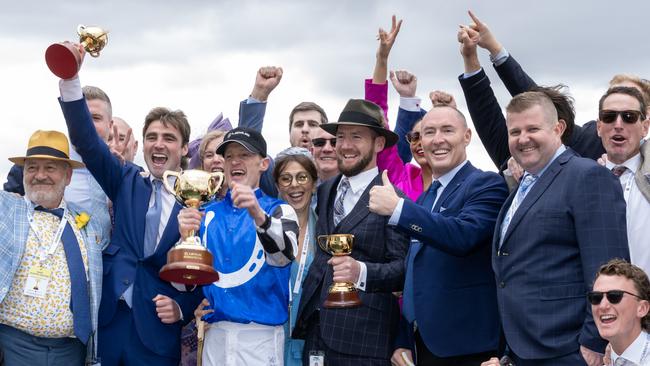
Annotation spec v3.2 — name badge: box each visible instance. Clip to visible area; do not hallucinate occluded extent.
[309,351,324,366]
[23,265,51,298]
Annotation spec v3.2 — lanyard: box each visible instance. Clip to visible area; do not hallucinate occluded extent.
[292,221,311,295]
[27,206,69,263]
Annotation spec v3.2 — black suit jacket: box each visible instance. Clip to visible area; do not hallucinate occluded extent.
[459,54,605,172]
[293,173,409,359]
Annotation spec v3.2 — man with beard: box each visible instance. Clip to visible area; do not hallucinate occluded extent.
[293,99,409,365]
[0,130,105,365]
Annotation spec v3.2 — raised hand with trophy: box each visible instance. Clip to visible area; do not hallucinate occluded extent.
[45,25,108,79]
[317,234,362,308]
[159,169,224,285]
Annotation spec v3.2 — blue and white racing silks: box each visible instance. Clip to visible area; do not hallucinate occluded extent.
[200,188,298,326]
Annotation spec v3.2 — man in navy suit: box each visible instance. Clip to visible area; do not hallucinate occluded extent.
[492,91,629,365]
[57,64,203,364]
[369,106,508,365]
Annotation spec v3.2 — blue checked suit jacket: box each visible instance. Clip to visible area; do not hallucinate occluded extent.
[0,192,105,362]
[492,148,629,360]
[293,173,409,359]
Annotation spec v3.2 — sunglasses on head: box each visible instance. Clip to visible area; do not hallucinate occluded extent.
[599,110,645,124]
[278,172,312,187]
[311,137,336,148]
[406,131,421,144]
[587,289,643,305]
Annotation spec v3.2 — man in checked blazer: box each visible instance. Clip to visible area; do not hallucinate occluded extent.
[0,130,105,365]
[293,99,409,365]
[493,91,629,365]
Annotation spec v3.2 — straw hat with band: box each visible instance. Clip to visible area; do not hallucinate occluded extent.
[9,130,85,169]
[320,99,399,147]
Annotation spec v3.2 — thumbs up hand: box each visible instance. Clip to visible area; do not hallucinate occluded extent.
[369,170,400,216]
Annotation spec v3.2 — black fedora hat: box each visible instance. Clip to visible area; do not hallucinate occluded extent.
[320,99,398,147]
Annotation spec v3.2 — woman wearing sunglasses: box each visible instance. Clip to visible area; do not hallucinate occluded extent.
[272,147,318,366]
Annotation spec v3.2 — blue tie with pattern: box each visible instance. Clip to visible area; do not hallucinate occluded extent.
[499,173,537,247]
[144,179,163,256]
[35,206,92,345]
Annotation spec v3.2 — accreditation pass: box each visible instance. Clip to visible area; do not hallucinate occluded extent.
[23,265,51,298]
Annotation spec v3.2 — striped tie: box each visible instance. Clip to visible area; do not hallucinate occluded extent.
[499,173,537,247]
[333,178,350,226]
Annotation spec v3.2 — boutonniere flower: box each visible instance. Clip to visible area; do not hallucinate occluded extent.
[75,212,91,229]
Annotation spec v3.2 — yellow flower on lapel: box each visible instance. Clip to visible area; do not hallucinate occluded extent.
[75,212,91,229]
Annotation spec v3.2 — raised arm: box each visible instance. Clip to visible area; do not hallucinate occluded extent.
[457,22,511,170]
[238,66,283,132]
[468,10,536,96]
[390,70,425,164]
[239,66,283,198]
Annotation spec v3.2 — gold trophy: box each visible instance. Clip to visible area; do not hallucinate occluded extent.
[317,234,362,308]
[45,25,109,79]
[159,169,224,285]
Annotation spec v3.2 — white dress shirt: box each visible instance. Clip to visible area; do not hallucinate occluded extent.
[606,154,650,275]
[611,330,650,365]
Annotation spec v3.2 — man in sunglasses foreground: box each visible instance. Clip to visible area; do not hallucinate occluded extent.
[590,259,650,365]
[597,86,650,275]
[492,91,629,365]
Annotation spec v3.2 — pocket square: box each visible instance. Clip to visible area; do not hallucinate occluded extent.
[439,206,447,212]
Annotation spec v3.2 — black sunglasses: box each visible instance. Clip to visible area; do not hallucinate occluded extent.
[587,289,643,305]
[311,137,336,148]
[599,110,645,124]
[405,131,421,144]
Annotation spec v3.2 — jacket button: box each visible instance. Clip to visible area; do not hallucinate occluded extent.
[499,282,505,288]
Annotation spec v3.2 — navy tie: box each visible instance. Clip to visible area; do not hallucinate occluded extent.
[403,181,442,323]
[144,179,163,256]
[35,206,92,345]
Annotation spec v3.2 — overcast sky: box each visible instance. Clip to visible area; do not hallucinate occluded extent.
[1,0,649,180]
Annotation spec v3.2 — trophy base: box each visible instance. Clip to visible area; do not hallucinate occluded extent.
[323,289,362,308]
[159,243,219,285]
[45,43,81,79]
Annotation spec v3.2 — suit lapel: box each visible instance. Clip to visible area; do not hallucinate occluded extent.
[155,203,182,256]
[502,150,572,244]
[433,162,475,213]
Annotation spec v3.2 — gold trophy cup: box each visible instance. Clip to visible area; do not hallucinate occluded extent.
[45,25,109,79]
[317,234,362,308]
[159,169,224,285]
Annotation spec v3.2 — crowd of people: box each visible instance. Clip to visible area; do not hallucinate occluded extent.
[0,10,648,366]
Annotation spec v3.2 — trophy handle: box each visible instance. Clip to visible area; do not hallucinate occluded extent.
[162,171,180,195]
[209,172,225,196]
[77,24,86,35]
[317,235,330,253]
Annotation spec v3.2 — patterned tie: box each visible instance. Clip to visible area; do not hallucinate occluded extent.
[612,165,628,177]
[499,173,538,247]
[144,179,163,256]
[614,357,636,366]
[35,206,92,345]
[333,178,350,226]
[428,180,443,213]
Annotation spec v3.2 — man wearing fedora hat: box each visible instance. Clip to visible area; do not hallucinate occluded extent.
[293,99,409,364]
[0,130,106,365]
